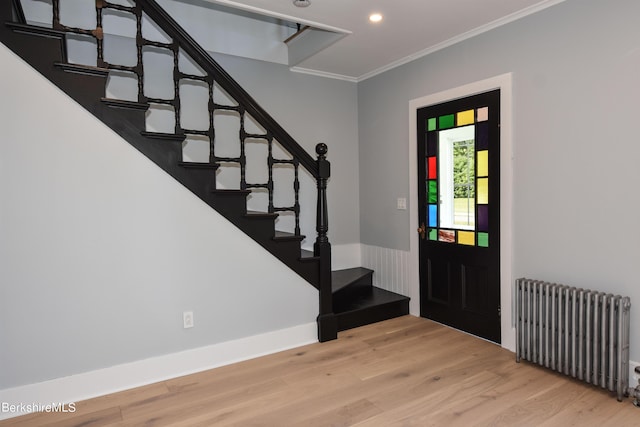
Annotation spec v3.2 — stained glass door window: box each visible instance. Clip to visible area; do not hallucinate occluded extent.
[425,107,490,247]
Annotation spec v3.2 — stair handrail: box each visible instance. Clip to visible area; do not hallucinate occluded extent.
[137,0,319,178]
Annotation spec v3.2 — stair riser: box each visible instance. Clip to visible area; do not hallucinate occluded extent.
[177,168,217,194]
[103,103,147,130]
[271,239,307,262]
[335,300,409,332]
[208,194,248,216]
[332,272,373,304]
[2,25,66,68]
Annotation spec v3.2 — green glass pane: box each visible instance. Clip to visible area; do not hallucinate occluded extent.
[427,117,436,131]
[478,232,489,247]
[439,114,455,129]
[429,229,437,241]
[428,180,438,203]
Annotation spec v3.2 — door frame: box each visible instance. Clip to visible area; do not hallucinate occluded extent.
[408,73,514,351]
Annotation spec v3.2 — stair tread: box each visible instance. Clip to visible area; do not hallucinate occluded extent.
[332,267,373,294]
[6,22,64,38]
[55,62,109,77]
[245,210,278,219]
[141,131,186,141]
[273,230,305,241]
[211,189,251,195]
[178,161,219,169]
[102,98,149,111]
[334,286,409,315]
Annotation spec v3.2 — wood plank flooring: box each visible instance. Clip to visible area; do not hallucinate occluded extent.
[2,315,638,426]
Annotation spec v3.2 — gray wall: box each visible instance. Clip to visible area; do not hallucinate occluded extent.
[358,0,640,360]
[213,52,361,248]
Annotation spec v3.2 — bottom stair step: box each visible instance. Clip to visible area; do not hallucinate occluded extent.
[334,287,409,332]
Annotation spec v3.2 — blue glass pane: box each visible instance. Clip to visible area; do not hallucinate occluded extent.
[428,205,437,227]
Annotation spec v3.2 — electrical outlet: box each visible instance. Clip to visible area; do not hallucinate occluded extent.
[183,311,194,329]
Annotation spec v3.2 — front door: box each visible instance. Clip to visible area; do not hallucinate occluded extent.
[417,90,501,343]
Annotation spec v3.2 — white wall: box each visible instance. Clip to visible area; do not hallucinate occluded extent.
[0,43,319,390]
[357,0,640,361]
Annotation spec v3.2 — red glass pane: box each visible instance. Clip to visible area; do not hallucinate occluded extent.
[427,157,437,179]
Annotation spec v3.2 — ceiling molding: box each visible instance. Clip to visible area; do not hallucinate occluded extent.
[356,0,567,82]
[289,66,358,83]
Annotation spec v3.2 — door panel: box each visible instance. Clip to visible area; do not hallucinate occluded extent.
[417,90,501,343]
[426,257,450,306]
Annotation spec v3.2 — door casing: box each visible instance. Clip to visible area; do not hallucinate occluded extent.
[408,73,514,350]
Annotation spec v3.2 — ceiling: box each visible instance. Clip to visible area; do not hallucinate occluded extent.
[202,0,566,81]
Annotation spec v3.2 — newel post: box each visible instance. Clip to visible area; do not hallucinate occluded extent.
[314,143,336,342]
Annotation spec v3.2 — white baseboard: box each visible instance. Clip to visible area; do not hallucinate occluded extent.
[0,322,317,421]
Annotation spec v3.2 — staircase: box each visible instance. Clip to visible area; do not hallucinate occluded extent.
[1,0,408,341]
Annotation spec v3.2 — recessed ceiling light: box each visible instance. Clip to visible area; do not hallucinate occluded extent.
[369,13,383,23]
[293,0,311,7]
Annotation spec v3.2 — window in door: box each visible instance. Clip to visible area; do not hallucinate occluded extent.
[425,107,490,247]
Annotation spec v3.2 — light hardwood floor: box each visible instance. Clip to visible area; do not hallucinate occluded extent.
[2,315,639,426]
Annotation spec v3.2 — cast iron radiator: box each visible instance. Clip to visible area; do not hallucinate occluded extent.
[515,278,631,401]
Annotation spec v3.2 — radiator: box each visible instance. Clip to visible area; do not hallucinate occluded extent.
[515,278,631,401]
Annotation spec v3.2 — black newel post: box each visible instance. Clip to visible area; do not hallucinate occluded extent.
[314,143,336,342]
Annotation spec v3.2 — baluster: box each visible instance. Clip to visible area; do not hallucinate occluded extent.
[95,0,106,67]
[52,0,61,29]
[239,108,247,190]
[293,160,300,236]
[172,42,181,134]
[207,77,215,163]
[314,143,335,342]
[267,137,275,213]
[135,4,145,103]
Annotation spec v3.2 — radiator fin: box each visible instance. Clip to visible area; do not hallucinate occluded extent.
[515,278,630,401]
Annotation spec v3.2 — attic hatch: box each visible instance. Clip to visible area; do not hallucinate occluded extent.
[189,0,347,67]
[19,0,346,67]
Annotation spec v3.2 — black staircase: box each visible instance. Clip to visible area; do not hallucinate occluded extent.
[1,0,408,341]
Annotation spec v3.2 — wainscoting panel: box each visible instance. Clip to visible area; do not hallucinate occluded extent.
[361,244,411,297]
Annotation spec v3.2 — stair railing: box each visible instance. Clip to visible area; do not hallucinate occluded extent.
[8,0,336,340]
